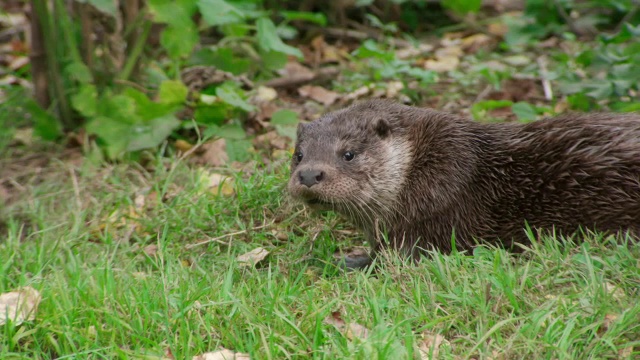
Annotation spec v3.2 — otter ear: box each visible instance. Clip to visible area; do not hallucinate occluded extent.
[296,122,308,139]
[373,118,391,138]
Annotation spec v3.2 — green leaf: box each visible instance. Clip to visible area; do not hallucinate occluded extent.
[216,83,255,112]
[271,109,299,141]
[566,93,593,111]
[270,109,299,126]
[225,138,252,162]
[256,17,303,58]
[126,115,181,152]
[585,81,613,99]
[147,0,197,27]
[441,0,481,15]
[600,23,640,44]
[471,100,513,121]
[511,102,537,122]
[123,88,179,121]
[160,23,199,59]
[406,67,438,84]
[64,62,93,83]
[280,11,327,26]
[610,101,640,112]
[189,48,251,75]
[353,39,395,61]
[197,0,245,26]
[216,123,246,140]
[85,116,131,158]
[260,50,288,71]
[71,84,98,118]
[159,80,189,105]
[24,100,62,141]
[194,104,229,126]
[274,125,297,141]
[99,94,139,123]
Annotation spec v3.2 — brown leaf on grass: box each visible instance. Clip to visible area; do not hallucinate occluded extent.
[254,131,289,151]
[344,85,371,101]
[193,349,250,360]
[277,61,314,80]
[418,333,449,359]
[324,311,370,340]
[192,139,229,167]
[488,78,541,103]
[424,44,462,73]
[12,128,34,146]
[0,286,41,325]
[298,85,339,106]
[309,35,347,64]
[604,282,625,300]
[8,56,29,71]
[385,81,404,99]
[255,86,278,103]
[0,182,9,204]
[424,57,459,72]
[143,244,158,257]
[618,346,633,358]
[487,22,509,37]
[237,247,269,267]
[596,313,620,337]
[461,33,495,54]
[396,43,435,60]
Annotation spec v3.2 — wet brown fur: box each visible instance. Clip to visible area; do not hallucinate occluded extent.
[288,100,640,262]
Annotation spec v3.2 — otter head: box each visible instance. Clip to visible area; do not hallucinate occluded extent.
[287,101,413,225]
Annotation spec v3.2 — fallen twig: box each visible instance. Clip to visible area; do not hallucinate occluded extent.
[263,66,340,89]
[185,221,275,249]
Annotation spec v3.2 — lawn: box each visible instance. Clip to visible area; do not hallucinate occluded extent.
[1,152,639,359]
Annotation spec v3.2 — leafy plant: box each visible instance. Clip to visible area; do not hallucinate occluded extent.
[553,23,640,109]
[27,0,315,159]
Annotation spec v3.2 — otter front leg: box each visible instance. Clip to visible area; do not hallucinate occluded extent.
[332,248,374,270]
[337,253,373,270]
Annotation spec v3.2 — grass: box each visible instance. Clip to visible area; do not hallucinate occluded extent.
[1,155,639,359]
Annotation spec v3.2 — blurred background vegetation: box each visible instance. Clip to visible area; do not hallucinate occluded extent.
[0,0,639,163]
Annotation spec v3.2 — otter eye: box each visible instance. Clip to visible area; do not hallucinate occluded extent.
[295,152,303,162]
[343,151,355,161]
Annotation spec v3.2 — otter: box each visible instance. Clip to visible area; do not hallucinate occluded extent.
[287,100,640,268]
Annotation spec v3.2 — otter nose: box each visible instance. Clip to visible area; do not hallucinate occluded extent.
[299,169,324,187]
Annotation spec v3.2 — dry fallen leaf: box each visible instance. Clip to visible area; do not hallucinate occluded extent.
[193,349,250,360]
[618,346,633,358]
[278,61,314,79]
[9,56,29,71]
[298,85,339,106]
[13,128,34,146]
[194,139,229,167]
[143,244,159,257]
[424,56,460,72]
[344,85,371,101]
[0,286,41,325]
[237,247,269,267]
[175,139,194,153]
[396,43,435,60]
[385,81,404,98]
[461,33,494,53]
[255,86,278,102]
[418,333,449,359]
[324,311,370,340]
[604,282,625,300]
[487,22,509,37]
